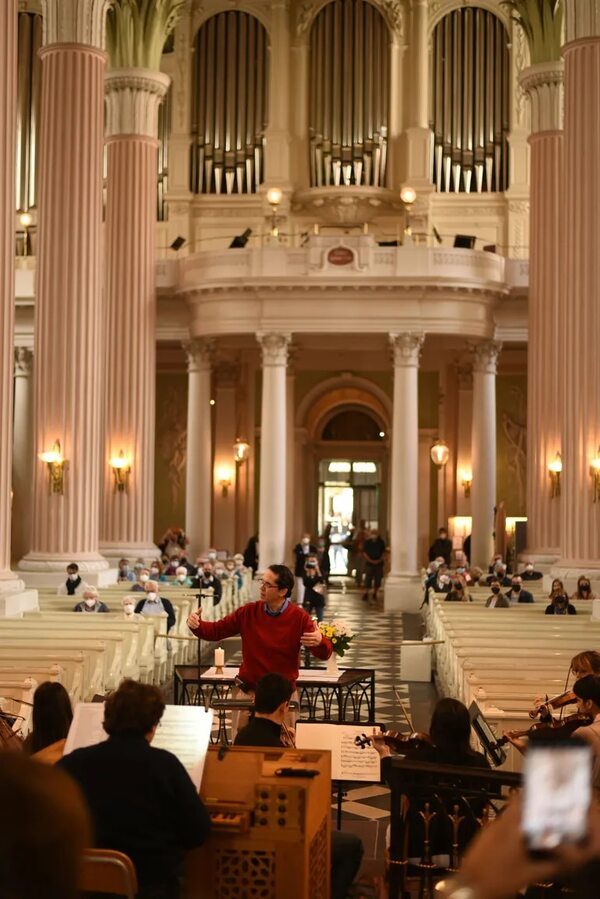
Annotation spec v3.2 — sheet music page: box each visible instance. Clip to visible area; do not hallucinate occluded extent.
[295,723,381,781]
[64,703,213,789]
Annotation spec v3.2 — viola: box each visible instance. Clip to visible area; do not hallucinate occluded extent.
[358,729,433,753]
[493,711,593,748]
[529,690,577,720]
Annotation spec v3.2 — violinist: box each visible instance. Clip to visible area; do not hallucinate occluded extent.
[532,650,600,722]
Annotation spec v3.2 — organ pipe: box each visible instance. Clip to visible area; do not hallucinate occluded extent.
[16,11,42,213]
[309,0,390,188]
[191,11,268,195]
[430,7,509,193]
[157,86,171,221]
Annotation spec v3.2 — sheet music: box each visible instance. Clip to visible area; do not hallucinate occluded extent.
[295,722,381,782]
[64,703,213,789]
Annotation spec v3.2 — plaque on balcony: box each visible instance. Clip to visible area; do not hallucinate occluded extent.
[327,246,354,266]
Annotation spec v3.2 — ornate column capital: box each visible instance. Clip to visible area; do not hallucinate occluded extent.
[257,333,290,367]
[42,0,112,50]
[390,332,425,367]
[471,340,502,375]
[14,347,33,377]
[182,338,214,373]
[565,0,600,43]
[105,69,170,139]
[519,61,564,133]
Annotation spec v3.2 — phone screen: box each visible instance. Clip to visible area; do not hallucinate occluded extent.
[522,741,592,853]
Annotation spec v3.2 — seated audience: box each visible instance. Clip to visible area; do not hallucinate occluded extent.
[302,554,327,621]
[165,554,181,577]
[234,674,364,899]
[445,578,471,602]
[150,559,169,582]
[485,561,511,587]
[117,558,135,584]
[485,578,510,607]
[545,592,577,615]
[173,565,192,587]
[191,561,222,606]
[504,575,534,604]
[573,575,597,600]
[487,552,504,574]
[59,679,210,899]
[0,753,91,899]
[73,586,110,613]
[131,566,151,592]
[23,681,73,764]
[213,560,227,580]
[521,559,543,581]
[428,527,452,565]
[57,562,85,596]
[134,579,176,631]
[122,595,142,619]
[549,577,566,599]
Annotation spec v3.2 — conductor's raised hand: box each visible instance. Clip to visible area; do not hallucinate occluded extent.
[187,608,202,631]
[300,622,323,647]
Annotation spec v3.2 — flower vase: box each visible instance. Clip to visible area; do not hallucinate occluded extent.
[326,652,339,676]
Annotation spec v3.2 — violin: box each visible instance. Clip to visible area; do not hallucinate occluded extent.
[529,690,577,720]
[493,711,592,748]
[0,711,24,752]
[358,729,433,753]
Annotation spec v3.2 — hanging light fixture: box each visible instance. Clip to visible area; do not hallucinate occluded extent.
[548,452,562,498]
[430,439,450,467]
[233,439,250,465]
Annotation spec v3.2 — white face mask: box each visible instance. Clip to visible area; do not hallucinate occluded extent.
[526,564,533,571]
[177,574,186,583]
[146,591,157,602]
[123,603,135,615]
[84,598,96,608]
[140,574,149,583]
[208,552,217,560]
[68,573,78,581]
[150,567,159,576]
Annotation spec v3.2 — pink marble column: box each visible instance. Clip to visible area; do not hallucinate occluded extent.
[520,63,564,567]
[470,341,501,569]
[99,70,170,561]
[0,0,25,594]
[554,3,600,584]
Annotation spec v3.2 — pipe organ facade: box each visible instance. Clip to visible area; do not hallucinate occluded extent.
[16,11,41,214]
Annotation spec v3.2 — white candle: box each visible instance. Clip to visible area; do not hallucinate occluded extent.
[214,647,225,668]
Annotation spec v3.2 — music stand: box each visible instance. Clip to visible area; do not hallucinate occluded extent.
[229,228,252,248]
[469,701,507,767]
[453,234,476,249]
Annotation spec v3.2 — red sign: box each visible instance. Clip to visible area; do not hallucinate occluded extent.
[327,246,354,266]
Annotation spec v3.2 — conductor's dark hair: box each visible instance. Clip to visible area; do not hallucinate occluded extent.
[267,564,294,598]
[254,674,293,714]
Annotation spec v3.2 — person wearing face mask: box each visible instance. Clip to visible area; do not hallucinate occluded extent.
[73,587,110,613]
[117,558,134,584]
[173,566,192,588]
[362,528,387,603]
[206,548,218,563]
[149,559,168,583]
[57,562,86,596]
[485,578,510,607]
[485,561,511,587]
[134,580,176,631]
[434,568,452,595]
[131,567,151,592]
[293,533,317,605]
[165,555,181,577]
[191,561,223,606]
[445,578,472,603]
[122,596,142,619]
[504,575,534,604]
[521,560,543,581]
[546,593,577,615]
[573,575,598,600]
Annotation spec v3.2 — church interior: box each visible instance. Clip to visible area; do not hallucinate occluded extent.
[2,0,600,897]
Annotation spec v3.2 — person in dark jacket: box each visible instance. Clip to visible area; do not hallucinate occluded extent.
[243,535,259,573]
[504,575,534,604]
[134,579,176,631]
[191,561,223,606]
[59,680,210,898]
[428,528,452,565]
[545,594,577,615]
[302,554,327,622]
[293,533,318,604]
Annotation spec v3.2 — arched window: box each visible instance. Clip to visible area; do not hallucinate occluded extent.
[430,7,510,193]
[322,410,382,441]
[191,11,268,195]
[309,0,390,188]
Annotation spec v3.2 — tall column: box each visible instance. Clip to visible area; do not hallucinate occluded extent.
[385,333,424,612]
[11,348,34,564]
[0,1,25,595]
[404,0,432,190]
[470,341,501,569]
[257,333,289,568]
[99,69,170,561]
[520,62,564,567]
[554,0,600,585]
[183,339,214,560]
[20,1,109,575]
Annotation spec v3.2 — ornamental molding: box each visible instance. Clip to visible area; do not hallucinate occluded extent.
[182,337,215,372]
[519,60,564,133]
[257,332,291,366]
[296,0,404,36]
[42,0,112,50]
[471,339,502,374]
[105,68,171,138]
[389,332,425,367]
[14,347,33,377]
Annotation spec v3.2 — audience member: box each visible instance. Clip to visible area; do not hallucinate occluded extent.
[505,575,534,604]
[428,527,452,565]
[485,561,511,587]
[59,680,210,898]
[445,578,471,603]
[316,535,331,583]
[243,534,259,572]
[73,586,110,613]
[213,560,227,580]
[573,575,597,600]
[293,533,317,604]
[23,681,73,764]
[485,578,510,608]
[131,566,151,592]
[165,554,181,577]
[234,674,364,899]
[122,595,142,620]
[487,553,504,574]
[362,528,386,603]
[149,559,168,582]
[117,558,135,584]
[158,527,189,557]
[549,577,566,599]
[0,753,91,899]
[302,554,327,621]
[545,593,577,615]
[191,560,223,606]
[521,559,543,581]
[134,579,176,631]
[173,565,193,587]
[57,562,85,596]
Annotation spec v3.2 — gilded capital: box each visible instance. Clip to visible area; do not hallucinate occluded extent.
[182,338,214,373]
[257,333,290,367]
[471,340,502,375]
[390,332,425,368]
[42,0,112,49]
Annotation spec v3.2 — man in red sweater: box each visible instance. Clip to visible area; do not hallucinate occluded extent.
[186,564,333,694]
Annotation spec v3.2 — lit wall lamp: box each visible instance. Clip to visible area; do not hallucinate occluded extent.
[19,210,32,256]
[233,439,250,465]
[548,452,562,498]
[461,469,472,498]
[430,438,450,468]
[109,450,131,494]
[590,448,600,502]
[217,466,233,498]
[266,187,283,238]
[39,440,66,494]
[400,185,417,244]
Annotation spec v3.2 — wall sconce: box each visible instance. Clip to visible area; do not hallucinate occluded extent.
[19,210,32,257]
[590,448,600,502]
[400,185,417,243]
[217,466,233,498]
[39,440,66,495]
[233,439,250,465]
[430,438,450,467]
[109,450,131,494]
[461,469,472,498]
[266,186,283,238]
[548,452,562,498]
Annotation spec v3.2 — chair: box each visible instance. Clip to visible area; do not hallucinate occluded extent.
[79,848,138,898]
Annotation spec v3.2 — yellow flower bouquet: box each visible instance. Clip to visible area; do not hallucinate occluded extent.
[318,619,355,656]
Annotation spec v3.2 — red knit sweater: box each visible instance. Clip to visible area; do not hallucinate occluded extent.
[190,600,333,689]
